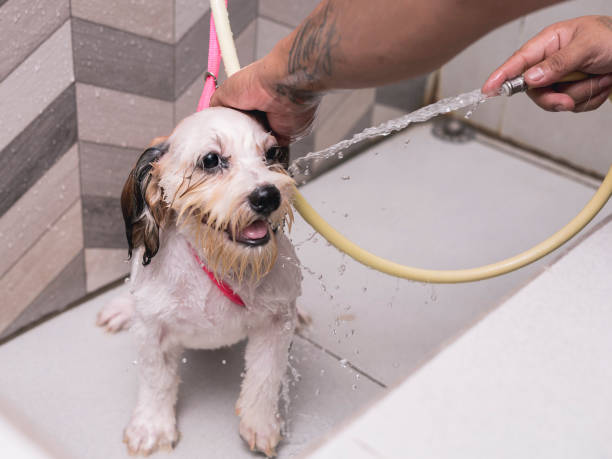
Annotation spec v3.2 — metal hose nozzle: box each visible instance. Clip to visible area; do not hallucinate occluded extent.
[500,76,528,96]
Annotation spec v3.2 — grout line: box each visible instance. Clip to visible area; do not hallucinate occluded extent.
[469,124,603,188]
[295,333,387,389]
[72,16,175,47]
[0,193,80,279]
[258,14,298,30]
[1,16,70,84]
[80,138,141,152]
[0,275,125,346]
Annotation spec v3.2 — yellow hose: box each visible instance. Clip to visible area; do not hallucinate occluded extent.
[210,1,612,283]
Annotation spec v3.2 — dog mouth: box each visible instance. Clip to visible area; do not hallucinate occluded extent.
[231,219,272,247]
[199,214,278,247]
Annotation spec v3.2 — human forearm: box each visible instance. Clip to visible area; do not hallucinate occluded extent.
[210,0,562,143]
[266,0,561,97]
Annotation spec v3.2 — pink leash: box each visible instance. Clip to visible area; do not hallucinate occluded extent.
[197,1,226,111]
[192,1,245,307]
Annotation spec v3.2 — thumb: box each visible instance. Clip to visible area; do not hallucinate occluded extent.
[524,42,586,88]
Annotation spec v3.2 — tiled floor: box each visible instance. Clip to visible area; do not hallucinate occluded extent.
[0,121,610,458]
[311,216,612,459]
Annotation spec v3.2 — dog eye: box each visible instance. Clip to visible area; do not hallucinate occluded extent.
[265,146,282,163]
[199,152,220,170]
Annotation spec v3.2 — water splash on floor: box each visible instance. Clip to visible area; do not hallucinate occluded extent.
[289,89,488,177]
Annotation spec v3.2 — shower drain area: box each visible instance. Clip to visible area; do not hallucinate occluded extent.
[432,117,476,143]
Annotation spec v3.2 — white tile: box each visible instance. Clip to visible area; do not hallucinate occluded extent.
[316,91,350,125]
[174,75,204,125]
[0,144,79,277]
[0,286,383,458]
[438,18,523,134]
[175,0,210,42]
[311,218,612,459]
[313,89,375,150]
[71,0,173,43]
[0,20,73,152]
[0,200,83,334]
[520,0,612,33]
[498,1,612,176]
[0,0,70,81]
[0,411,57,459]
[371,103,406,126]
[290,122,612,385]
[500,89,612,176]
[85,249,130,292]
[256,17,292,60]
[259,0,320,28]
[76,83,174,150]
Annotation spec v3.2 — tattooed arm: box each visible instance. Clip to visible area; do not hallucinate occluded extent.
[211,0,560,143]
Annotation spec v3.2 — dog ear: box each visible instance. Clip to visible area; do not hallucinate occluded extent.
[121,142,169,265]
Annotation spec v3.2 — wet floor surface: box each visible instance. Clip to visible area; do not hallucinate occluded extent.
[0,122,610,458]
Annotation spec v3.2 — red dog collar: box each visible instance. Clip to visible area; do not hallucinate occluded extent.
[190,247,245,307]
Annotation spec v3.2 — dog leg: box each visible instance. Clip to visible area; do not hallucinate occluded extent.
[97,293,134,333]
[237,316,295,457]
[124,325,182,456]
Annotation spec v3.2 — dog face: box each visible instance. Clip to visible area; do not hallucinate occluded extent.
[121,107,295,282]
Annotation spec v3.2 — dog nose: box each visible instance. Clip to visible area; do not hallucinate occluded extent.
[248,185,281,215]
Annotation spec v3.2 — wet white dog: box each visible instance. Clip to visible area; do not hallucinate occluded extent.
[97,108,303,457]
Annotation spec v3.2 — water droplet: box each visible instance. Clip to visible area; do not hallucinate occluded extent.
[132,360,138,365]
[339,359,348,368]
[221,359,227,365]
[314,388,320,396]
[361,287,367,293]
[320,369,325,375]
[355,373,360,380]
[338,264,346,275]
[182,357,187,364]
[351,384,357,391]
[124,277,130,284]
[341,175,351,180]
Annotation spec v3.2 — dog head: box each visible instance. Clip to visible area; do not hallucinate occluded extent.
[121,107,295,282]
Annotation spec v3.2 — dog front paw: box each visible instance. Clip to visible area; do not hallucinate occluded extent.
[97,295,134,333]
[123,411,179,456]
[239,413,282,457]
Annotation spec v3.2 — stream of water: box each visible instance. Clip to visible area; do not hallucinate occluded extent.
[288,88,489,177]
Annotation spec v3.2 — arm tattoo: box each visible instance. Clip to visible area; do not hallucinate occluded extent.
[275,2,340,104]
[597,16,612,31]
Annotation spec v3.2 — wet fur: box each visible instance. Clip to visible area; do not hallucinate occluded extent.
[98,108,303,457]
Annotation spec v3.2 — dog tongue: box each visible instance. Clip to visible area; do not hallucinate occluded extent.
[241,220,268,240]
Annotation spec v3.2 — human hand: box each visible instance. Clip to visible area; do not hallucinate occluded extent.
[483,15,612,112]
[210,55,321,146]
